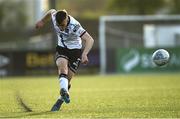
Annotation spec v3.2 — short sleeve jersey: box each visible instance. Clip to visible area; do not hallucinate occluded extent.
[51,10,86,49]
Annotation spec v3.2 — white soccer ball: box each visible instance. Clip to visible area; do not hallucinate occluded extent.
[152,49,170,66]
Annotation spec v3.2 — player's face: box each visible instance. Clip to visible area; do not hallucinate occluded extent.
[58,16,68,31]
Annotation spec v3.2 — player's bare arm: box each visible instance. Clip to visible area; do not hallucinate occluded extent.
[81,32,94,65]
[35,9,56,29]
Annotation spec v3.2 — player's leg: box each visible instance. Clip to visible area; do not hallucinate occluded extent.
[51,48,81,111]
[58,68,74,102]
[56,57,71,104]
[51,57,69,111]
[57,47,81,98]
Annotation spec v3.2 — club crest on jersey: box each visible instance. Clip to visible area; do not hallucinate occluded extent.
[73,24,80,32]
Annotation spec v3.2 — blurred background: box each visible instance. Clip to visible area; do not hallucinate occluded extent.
[0,0,180,76]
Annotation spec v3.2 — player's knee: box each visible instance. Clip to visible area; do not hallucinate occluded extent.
[58,66,68,74]
[59,69,68,74]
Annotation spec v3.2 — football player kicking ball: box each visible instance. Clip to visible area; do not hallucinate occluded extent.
[35,9,94,111]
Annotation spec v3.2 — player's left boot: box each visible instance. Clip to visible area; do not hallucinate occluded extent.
[60,88,70,104]
[50,99,64,111]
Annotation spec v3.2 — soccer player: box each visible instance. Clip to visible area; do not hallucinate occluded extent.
[35,9,94,111]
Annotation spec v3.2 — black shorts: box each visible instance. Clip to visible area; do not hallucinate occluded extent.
[55,46,82,73]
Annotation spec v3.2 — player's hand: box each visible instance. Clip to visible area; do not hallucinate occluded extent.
[35,20,44,29]
[81,53,89,65]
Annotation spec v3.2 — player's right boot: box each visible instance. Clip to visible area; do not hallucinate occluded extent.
[60,88,70,104]
[50,99,64,111]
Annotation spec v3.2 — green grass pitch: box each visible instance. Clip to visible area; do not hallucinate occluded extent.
[0,73,180,118]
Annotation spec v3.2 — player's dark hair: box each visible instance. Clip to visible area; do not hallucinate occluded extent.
[55,10,67,25]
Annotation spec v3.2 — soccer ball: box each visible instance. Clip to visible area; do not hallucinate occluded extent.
[152,49,170,66]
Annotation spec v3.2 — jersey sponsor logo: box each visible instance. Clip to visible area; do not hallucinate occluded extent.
[65,28,69,33]
[59,32,69,38]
